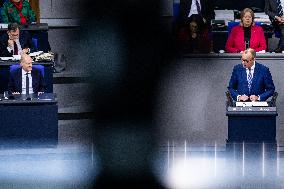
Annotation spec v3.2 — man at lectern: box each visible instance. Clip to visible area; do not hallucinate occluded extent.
[228,48,275,102]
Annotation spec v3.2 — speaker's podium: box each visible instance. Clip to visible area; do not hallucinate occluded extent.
[226,91,278,144]
[225,92,278,177]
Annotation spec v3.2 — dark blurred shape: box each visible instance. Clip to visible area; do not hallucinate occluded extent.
[179,0,215,28]
[176,14,212,53]
[225,91,234,107]
[269,92,278,107]
[80,0,172,188]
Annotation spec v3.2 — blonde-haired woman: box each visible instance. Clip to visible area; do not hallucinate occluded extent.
[225,8,266,53]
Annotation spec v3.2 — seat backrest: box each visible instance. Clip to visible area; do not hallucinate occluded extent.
[228,21,240,35]
[32,37,38,50]
[10,64,44,77]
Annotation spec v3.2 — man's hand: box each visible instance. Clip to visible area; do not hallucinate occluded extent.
[8,39,14,48]
[12,92,20,95]
[279,16,284,24]
[38,92,44,96]
[22,48,29,54]
[238,95,249,101]
[250,95,259,101]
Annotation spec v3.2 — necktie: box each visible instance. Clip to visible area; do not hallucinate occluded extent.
[277,0,283,16]
[195,0,201,15]
[26,73,29,95]
[13,41,18,55]
[247,69,252,92]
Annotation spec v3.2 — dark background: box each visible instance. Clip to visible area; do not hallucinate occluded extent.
[215,0,265,11]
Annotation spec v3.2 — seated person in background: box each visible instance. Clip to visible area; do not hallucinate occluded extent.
[265,0,284,53]
[8,53,45,95]
[177,14,211,53]
[225,8,267,53]
[0,22,35,56]
[180,0,215,27]
[228,48,275,102]
[1,0,51,52]
[1,0,36,24]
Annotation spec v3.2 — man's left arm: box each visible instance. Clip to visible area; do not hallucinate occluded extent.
[259,67,275,101]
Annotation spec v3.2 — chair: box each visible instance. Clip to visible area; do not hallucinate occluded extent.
[225,91,234,107]
[269,92,278,107]
[10,64,44,77]
[32,37,38,51]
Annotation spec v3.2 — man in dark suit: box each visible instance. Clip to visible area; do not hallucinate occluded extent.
[180,0,215,26]
[265,0,284,52]
[228,48,275,101]
[0,22,35,57]
[8,53,45,95]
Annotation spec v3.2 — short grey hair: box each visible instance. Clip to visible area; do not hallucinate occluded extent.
[243,48,256,58]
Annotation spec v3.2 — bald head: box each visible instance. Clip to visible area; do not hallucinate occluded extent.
[20,54,33,72]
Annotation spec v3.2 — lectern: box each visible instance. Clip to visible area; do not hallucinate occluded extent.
[225,92,278,177]
[0,93,58,146]
[226,92,278,143]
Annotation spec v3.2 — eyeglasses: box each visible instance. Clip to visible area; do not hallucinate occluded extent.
[9,33,19,37]
[242,58,253,63]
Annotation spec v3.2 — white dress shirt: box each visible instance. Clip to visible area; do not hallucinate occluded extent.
[21,69,33,94]
[246,62,255,80]
[188,0,201,17]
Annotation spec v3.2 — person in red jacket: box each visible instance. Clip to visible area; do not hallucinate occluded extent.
[225,8,267,53]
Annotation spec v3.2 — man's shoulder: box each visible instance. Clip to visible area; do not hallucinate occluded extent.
[31,68,42,75]
[233,64,243,70]
[255,62,268,68]
[0,32,8,41]
[20,30,30,38]
[11,67,22,75]
[255,62,270,71]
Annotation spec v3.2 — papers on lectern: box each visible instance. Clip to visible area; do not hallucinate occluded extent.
[236,101,268,107]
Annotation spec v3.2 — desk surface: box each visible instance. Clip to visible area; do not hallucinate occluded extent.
[0,60,53,66]
[227,106,277,116]
[0,23,48,31]
[182,53,284,59]
[0,93,57,105]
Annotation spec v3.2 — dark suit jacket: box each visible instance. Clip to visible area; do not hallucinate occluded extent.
[265,0,280,23]
[228,62,275,101]
[0,30,35,57]
[8,67,45,94]
[180,0,215,25]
